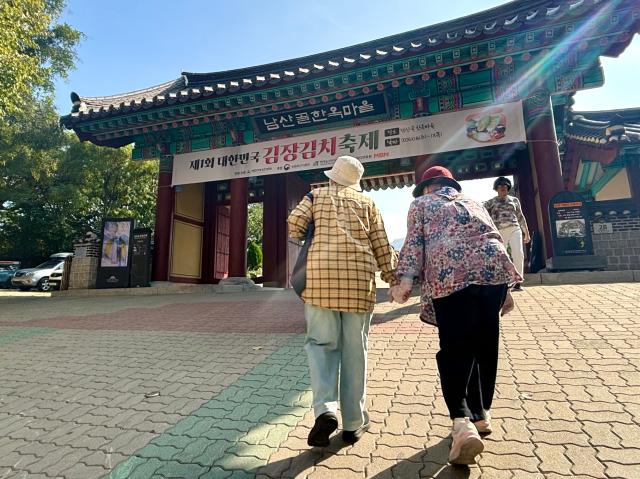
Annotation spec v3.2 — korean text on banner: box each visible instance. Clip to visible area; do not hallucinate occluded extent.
[172,101,525,186]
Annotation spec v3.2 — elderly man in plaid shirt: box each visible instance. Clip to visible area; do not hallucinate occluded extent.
[288,155,397,447]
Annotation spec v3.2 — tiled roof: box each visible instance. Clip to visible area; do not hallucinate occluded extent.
[566,108,640,145]
[312,172,415,192]
[64,0,628,122]
[70,77,187,114]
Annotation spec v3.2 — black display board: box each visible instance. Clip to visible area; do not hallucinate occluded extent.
[96,218,134,289]
[548,191,593,257]
[130,228,152,288]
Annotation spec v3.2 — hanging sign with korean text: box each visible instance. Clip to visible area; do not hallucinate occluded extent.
[254,94,387,134]
[172,101,525,186]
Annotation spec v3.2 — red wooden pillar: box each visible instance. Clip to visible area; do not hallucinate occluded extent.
[202,182,218,283]
[152,155,174,281]
[524,92,564,260]
[228,177,249,277]
[514,149,539,274]
[214,206,231,280]
[514,148,539,238]
[263,175,287,287]
[262,173,310,287]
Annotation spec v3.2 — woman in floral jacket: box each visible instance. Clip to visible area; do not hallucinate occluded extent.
[391,166,520,465]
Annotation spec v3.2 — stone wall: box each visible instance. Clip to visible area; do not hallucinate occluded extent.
[69,240,101,289]
[591,216,640,271]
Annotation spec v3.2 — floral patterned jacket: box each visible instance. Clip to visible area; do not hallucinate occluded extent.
[396,186,522,324]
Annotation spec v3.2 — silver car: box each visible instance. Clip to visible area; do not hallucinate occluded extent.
[47,264,64,290]
[11,253,73,292]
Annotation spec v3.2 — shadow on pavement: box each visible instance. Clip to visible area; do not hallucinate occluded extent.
[259,435,473,479]
[256,434,347,477]
[372,300,422,327]
[368,437,472,479]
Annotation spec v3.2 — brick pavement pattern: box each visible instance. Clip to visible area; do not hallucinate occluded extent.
[0,284,639,478]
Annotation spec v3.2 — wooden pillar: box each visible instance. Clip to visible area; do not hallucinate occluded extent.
[228,177,249,277]
[202,182,218,283]
[152,155,174,281]
[515,149,539,274]
[263,175,288,287]
[514,149,540,238]
[524,92,564,260]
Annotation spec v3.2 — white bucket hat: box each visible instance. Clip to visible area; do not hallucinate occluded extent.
[324,155,364,191]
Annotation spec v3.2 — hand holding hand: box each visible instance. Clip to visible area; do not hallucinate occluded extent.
[389,282,412,304]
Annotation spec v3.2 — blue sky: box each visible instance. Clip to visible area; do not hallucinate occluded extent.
[54,1,640,242]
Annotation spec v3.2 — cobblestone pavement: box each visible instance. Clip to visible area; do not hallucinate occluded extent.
[0,283,639,478]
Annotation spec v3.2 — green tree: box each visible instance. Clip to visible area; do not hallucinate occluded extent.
[0,0,82,119]
[60,140,159,233]
[0,98,158,266]
[246,203,263,277]
[247,203,263,244]
[247,240,263,274]
[0,98,69,263]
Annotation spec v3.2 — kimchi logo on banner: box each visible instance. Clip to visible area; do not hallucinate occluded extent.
[172,101,526,186]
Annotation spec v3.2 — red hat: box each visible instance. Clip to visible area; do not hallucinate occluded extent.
[412,166,461,197]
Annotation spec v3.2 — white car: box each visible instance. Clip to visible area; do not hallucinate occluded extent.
[11,253,73,292]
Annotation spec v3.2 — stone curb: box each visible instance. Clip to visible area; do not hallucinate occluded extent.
[50,284,288,299]
[525,270,640,285]
[51,270,640,298]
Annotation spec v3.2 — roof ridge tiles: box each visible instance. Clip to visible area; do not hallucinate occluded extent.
[180,0,568,85]
[567,107,640,144]
[62,0,639,124]
[75,76,186,104]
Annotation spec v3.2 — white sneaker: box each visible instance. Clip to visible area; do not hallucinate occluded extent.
[449,417,484,465]
[473,410,492,436]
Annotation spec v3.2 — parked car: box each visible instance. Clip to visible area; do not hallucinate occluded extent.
[12,253,73,292]
[47,263,64,290]
[0,261,21,288]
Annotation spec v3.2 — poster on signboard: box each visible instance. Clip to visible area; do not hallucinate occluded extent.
[548,191,593,257]
[172,101,526,186]
[96,218,134,288]
[101,220,131,267]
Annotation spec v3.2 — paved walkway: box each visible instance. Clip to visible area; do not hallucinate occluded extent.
[0,283,639,478]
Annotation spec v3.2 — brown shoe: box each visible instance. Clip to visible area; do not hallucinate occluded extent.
[307,412,338,447]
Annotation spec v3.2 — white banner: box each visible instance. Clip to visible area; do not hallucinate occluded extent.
[172,101,525,186]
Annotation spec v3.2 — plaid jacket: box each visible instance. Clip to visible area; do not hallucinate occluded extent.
[288,185,397,313]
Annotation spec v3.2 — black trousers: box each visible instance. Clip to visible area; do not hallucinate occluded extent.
[432,284,507,421]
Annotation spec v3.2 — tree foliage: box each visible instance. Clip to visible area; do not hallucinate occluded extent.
[0,0,82,119]
[0,99,158,266]
[0,1,157,266]
[246,203,263,276]
[247,240,263,273]
[247,202,263,244]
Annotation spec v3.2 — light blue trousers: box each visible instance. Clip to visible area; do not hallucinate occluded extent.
[304,303,373,431]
